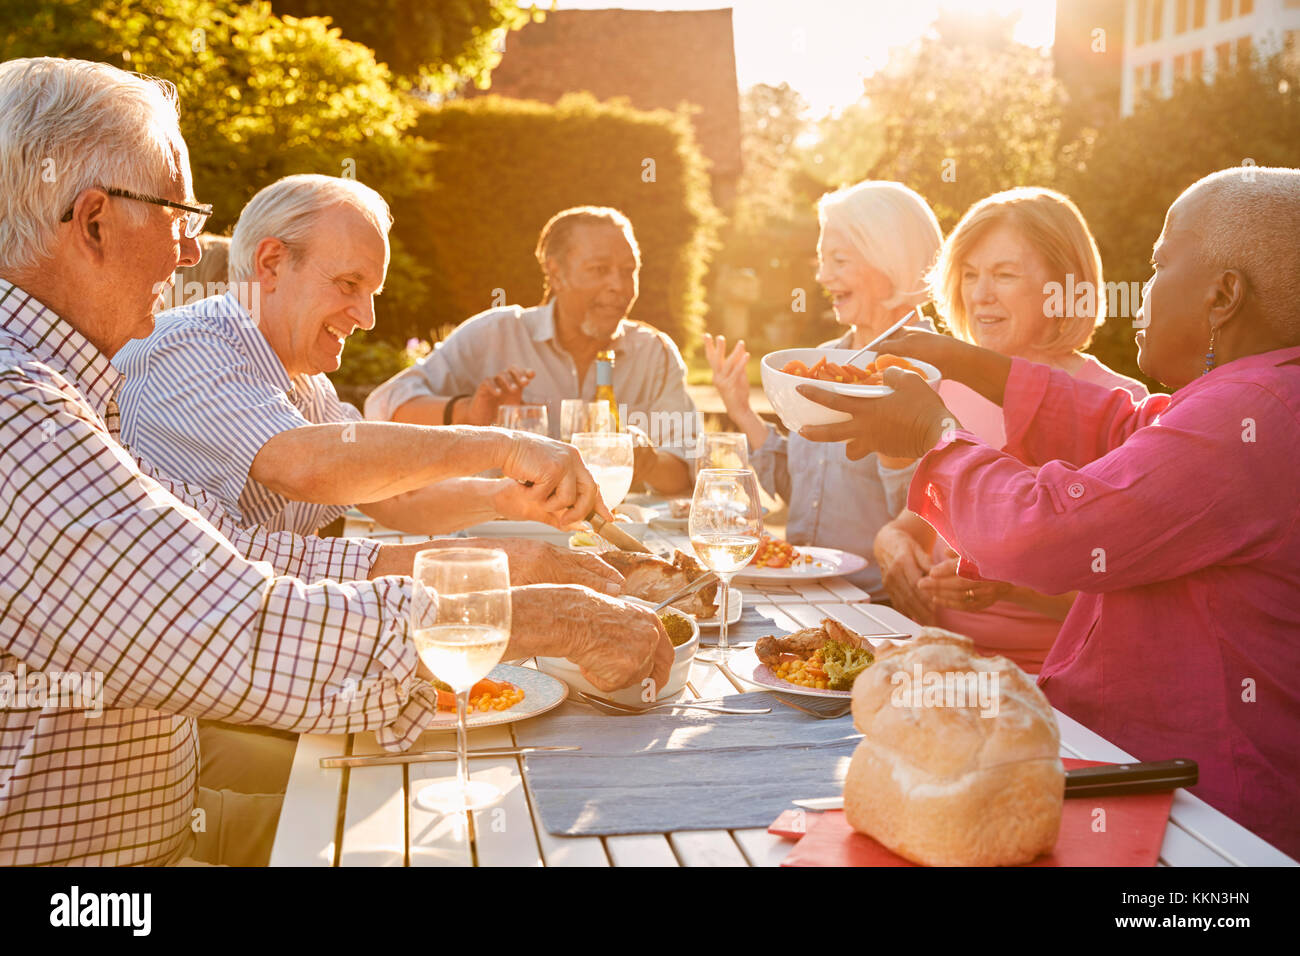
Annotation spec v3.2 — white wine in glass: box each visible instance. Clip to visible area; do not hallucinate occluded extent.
[411,548,511,813]
[689,468,762,663]
[572,431,634,510]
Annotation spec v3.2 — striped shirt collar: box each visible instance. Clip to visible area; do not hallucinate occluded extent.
[0,278,122,419]
[215,290,295,395]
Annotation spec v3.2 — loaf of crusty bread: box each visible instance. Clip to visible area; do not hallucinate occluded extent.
[843,629,1064,866]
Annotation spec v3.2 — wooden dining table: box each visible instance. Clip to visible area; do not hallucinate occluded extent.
[269,513,1297,868]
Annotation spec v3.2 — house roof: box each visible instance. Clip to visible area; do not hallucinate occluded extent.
[470,7,742,181]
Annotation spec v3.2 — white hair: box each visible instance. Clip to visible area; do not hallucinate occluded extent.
[228,174,393,284]
[818,180,943,311]
[0,57,187,273]
[1181,167,1300,340]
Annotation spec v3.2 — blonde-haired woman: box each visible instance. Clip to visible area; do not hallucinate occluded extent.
[705,180,942,598]
[873,187,1147,669]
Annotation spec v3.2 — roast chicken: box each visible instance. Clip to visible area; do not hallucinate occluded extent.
[755,617,868,665]
[602,550,719,620]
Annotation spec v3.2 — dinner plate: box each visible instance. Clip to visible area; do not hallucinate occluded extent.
[725,646,853,699]
[647,502,771,531]
[424,663,568,730]
[733,546,868,583]
[695,588,743,629]
[647,506,689,531]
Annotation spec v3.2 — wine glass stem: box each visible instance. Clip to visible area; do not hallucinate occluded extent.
[717,575,732,662]
[456,689,470,806]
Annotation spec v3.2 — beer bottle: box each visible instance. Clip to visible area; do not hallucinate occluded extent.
[594,348,619,430]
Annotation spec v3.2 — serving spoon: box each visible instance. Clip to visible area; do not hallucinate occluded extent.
[842,306,921,369]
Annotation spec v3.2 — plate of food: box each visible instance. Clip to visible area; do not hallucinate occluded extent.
[733,541,868,583]
[647,499,770,530]
[647,498,692,530]
[599,549,721,621]
[424,663,568,730]
[729,618,879,698]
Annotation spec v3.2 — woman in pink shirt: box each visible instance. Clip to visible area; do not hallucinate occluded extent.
[874,188,1147,672]
[797,167,1300,859]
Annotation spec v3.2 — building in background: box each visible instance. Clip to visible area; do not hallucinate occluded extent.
[1121,0,1300,114]
[467,7,742,211]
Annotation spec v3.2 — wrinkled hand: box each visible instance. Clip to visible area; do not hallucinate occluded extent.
[797,367,960,460]
[464,365,535,425]
[511,586,674,693]
[917,555,1011,612]
[498,429,610,524]
[626,424,659,486]
[465,536,624,594]
[872,523,936,626]
[492,477,588,530]
[703,333,752,417]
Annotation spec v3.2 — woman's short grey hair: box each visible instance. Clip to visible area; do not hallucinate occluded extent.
[228,174,393,284]
[0,57,187,274]
[1182,167,1300,341]
[818,181,943,311]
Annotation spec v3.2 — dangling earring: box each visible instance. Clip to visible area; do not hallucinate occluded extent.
[1203,327,1217,375]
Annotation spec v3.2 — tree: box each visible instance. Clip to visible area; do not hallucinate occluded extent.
[715,83,831,353]
[1,0,431,382]
[271,0,546,90]
[1059,54,1300,382]
[847,37,1064,230]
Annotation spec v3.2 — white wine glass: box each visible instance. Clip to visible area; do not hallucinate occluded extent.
[497,404,550,437]
[411,548,511,812]
[689,468,762,663]
[696,431,750,472]
[572,431,634,510]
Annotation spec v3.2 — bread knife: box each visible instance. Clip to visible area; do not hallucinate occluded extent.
[588,511,653,553]
[791,758,1199,809]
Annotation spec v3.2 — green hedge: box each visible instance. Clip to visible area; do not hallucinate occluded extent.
[390,93,720,352]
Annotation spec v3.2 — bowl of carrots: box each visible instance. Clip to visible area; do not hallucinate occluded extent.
[760,347,942,432]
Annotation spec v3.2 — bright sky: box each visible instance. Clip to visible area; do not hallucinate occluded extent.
[551,1,1057,117]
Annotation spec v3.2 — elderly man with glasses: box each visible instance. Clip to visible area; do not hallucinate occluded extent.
[115,173,611,539]
[0,57,672,867]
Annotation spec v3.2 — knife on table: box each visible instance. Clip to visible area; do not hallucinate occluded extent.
[791,759,1199,809]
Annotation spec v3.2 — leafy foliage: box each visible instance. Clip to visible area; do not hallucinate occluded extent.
[271,0,546,90]
[851,39,1064,230]
[714,83,830,359]
[398,93,720,352]
[1059,57,1300,382]
[1,0,432,342]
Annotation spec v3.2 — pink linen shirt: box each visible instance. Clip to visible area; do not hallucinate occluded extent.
[931,357,1148,671]
[908,348,1300,859]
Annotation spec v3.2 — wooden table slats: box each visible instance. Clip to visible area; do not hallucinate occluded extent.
[271,520,1296,868]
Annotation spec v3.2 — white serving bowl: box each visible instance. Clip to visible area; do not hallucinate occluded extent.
[535,602,699,706]
[760,347,942,433]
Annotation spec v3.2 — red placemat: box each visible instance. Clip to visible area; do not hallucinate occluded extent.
[772,759,1174,867]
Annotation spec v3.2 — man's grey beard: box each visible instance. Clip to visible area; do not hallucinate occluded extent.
[579,316,616,342]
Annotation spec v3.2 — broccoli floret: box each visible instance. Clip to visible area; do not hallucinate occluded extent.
[822,640,875,691]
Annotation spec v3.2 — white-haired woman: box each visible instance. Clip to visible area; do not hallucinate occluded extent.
[704,180,942,598]
[871,187,1148,670]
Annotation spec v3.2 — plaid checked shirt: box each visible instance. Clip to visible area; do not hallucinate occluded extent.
[0,280,439,866]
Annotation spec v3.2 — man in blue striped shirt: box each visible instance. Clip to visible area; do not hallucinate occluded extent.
[115,174,584,536]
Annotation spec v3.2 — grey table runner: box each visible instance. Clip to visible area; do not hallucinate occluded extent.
[516,695,859,835]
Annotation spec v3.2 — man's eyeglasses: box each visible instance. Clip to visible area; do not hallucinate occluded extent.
[59,187,213,239]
